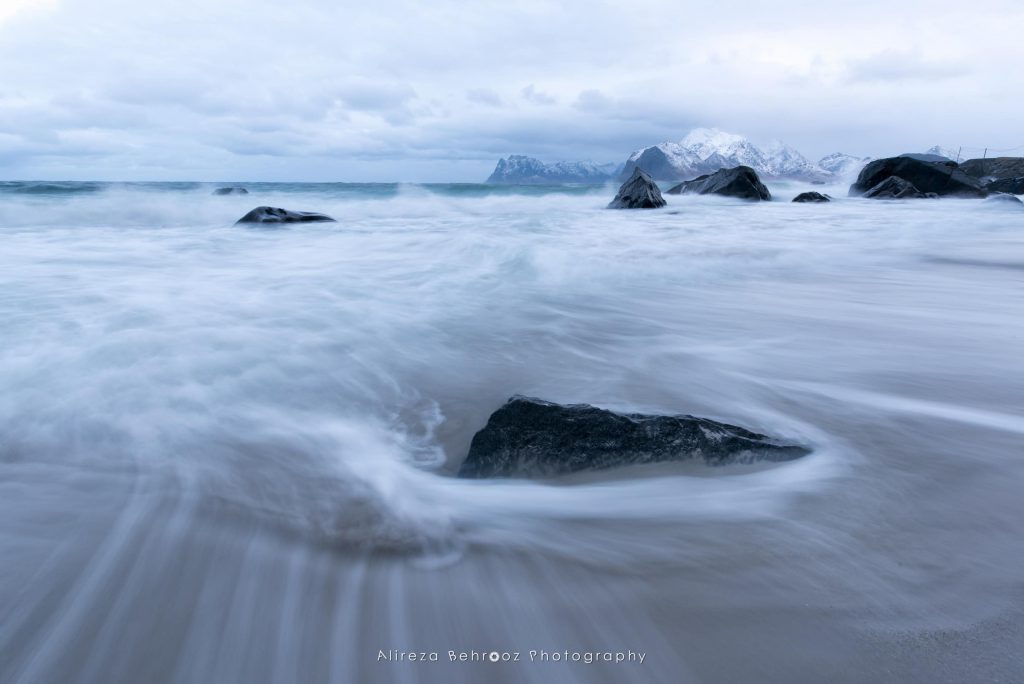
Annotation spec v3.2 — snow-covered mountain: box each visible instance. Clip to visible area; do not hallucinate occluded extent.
[818,152,872,178]
[925,145,959,161]
[620,128,830,182]
[485,155,614,184]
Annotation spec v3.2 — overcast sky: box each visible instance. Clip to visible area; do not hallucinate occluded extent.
[0,0,1021,181]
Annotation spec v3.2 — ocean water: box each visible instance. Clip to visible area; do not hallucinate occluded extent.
[1,180,1022,683]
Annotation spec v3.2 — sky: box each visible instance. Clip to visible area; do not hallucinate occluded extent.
[0,0,1021,181]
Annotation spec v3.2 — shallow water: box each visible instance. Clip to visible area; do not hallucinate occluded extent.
[1,181,1022,682]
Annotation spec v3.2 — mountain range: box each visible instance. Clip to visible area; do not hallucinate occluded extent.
[486,128,891,185]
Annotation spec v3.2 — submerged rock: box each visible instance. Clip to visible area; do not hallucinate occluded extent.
[849,157,986,198]
[607,168,666,209]
[984,193,1023,205]
[235,206,336,224]
[457,396,810,478]
[862,176,926,199]
[213,187,249,195]
[793,191,831,203]
[666,166,771,201]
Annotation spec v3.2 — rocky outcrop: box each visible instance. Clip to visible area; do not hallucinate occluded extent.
[960,157,1024,181]
[457,396,810,478]
[849,157,986,198]
[235,206,336,224]
[213,187,249,195]
[486,155,614,184]
[666,166,771,201]
[862,176,928,199]
[792,191,831,203]
[985,177,1024,195]
[607,168,666,209]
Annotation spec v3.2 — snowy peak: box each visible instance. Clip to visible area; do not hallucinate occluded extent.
[621,129,827,182]
[818,152,872,177]
[486,155,613,184]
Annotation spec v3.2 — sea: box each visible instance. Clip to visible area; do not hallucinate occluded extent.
[1,179,1022,683]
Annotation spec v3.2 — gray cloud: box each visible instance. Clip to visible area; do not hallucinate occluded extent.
[0,0,1021,181]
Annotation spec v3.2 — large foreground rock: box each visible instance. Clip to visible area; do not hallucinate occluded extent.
[457,396,810,478]
[793,191,831,203]
[607,168,666,208]
[235,206,336,224]
[849,157,986,198]
[666,166,771,201]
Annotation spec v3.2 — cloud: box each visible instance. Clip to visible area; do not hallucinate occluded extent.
[520,84,556,105]
[845,50,971,83]
[0,0,1021,181]
[465,88,502,106]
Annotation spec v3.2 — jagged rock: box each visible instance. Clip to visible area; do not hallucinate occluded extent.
[960,157,1024,181]
[862,176,926,199]
[793,191,831,203]
[984,193,1023,205]
[607,168,666,209]
[666,166,771,201]
[213,187,249,195]
[235,206,336,224]
[985,177,1024,195]
[850,157,986,198]
[457,396,810,478]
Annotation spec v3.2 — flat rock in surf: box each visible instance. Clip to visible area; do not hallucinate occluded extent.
[214,186,249,195]
[235,206,336,224]
[793,191,831,203]
[457,396,810,478]
[666,166,771,201]
[607,168,666,209]
[849,156,986,198]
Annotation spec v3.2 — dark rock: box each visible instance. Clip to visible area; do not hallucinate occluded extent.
[862,176,925,199]
[666,166,771,201]
[607,168,666,209]
[984,193,1023,205]
[850,157,986,198]
[898,153,952,162]
[235,206,336,224]
[457,396,810,478]
[793,191,831,203]
[960,157,1024,180]
[985,177,1024,195]
[213,187,249,195]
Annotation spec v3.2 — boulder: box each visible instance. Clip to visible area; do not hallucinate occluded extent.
[213,187,249,195]
[235,206,336,224]
[793,191,831,203]
[862,176,926,199]
[457,396,810,478]
[985,177,1024,195]
[984,193,1023,205]
[666,166,771,201]
[607,168,666,209]
[960,157,1024,180]
[849,157,986,198]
